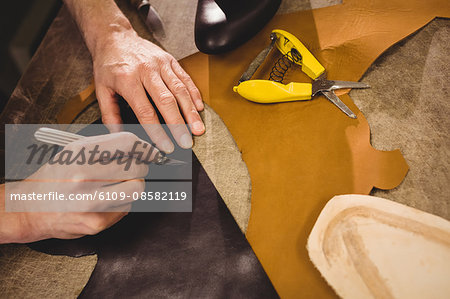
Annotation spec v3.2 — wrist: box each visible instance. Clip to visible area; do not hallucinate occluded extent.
[0,184,46,244]
[0,184,31,243]
[90,24,137,60]
[0,214,33,244]
[64,0,136,59]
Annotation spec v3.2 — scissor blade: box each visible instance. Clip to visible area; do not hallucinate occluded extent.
[329,80,370,90]
[312,79,369,96]
[154,155,188,166]
[321,90,357,119]
[145,5,166,39]
[162,158,188,166]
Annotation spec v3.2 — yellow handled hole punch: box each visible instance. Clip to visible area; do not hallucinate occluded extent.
[233,29,370,118]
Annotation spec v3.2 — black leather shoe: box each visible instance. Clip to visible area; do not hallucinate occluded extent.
[195,0,281,54]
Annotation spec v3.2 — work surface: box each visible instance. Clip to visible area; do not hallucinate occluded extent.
[0,0,449,297]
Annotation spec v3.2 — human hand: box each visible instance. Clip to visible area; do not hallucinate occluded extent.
[92,29,205,153]
[1,132,153,243]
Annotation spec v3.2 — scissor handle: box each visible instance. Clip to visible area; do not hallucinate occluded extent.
[272,29,325,80]
[233,80,312,103]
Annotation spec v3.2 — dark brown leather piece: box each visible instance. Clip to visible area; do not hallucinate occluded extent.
[195,0,281,54]
[29,106,278,298]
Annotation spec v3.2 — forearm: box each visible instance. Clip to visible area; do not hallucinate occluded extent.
[64,0,135,57]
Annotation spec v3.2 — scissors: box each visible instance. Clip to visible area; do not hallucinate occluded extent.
[233,29,369,118]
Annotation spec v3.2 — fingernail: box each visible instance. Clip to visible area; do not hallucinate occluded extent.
[197,100,204,110]
[161,140,174,153]
[180,133,193,148]
[192,121,204,133]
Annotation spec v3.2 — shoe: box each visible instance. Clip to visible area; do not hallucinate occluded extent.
[195,0,281,54]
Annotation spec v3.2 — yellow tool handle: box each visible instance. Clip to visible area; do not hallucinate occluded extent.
[272,29,325,80]
[233,80,312,103]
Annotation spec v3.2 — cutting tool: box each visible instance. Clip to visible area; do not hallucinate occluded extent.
[133,0,166,39]
[34,127,186,166]
[233,29,369,118]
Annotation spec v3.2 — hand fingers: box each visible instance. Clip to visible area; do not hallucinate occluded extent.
[80,211,129,235]
[98,157,149,183]
[119,82,175,153]
[77,177,144,215]
[96,85,123,133]
[52,133,156,183]
[161,65,205,136]
[70,132,160,163]
[142,75,193,149]
[170,59,204,112]
[101,178,145,210]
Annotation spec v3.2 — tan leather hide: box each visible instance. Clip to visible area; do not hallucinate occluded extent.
[180,0,448,297]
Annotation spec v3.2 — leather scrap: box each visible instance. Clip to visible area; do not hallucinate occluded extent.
[56,80,96,124]
[0,244,96,298]
[192,103,252,233]
[351,18,450,221]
